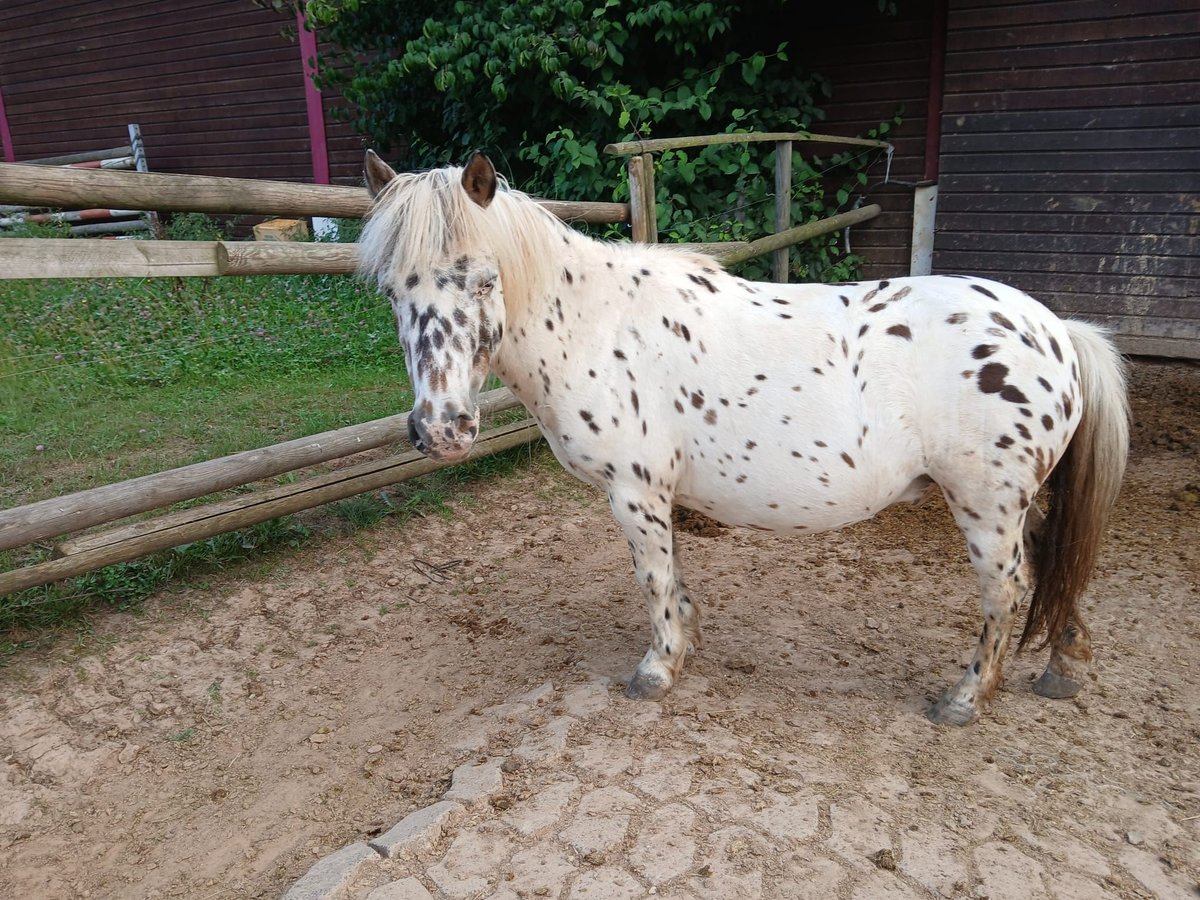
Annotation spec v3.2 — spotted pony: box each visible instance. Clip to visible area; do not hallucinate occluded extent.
[359,151,1130,726]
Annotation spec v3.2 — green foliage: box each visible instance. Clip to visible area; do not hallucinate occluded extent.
[0,218,73,239]
[163,212,233,242]
[305,0,897,281]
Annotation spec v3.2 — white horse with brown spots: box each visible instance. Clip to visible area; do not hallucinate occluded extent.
[358,151,1129,726]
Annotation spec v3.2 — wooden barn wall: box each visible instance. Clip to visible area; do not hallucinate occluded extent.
[0,0,364,187]
[935,0,1200,358]
[800,2,934,280]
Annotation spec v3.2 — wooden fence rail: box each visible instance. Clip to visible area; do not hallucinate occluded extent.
[0,162,629,224]
[0,387,524,553]
[0,417,541,596]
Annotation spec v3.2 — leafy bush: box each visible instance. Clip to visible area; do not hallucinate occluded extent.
[305,0,896,281]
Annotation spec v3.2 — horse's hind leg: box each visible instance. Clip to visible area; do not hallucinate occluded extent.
[929,496,1031,726]
[1019,501,1094,698]
[608,488,694,700]
[1034,615,1092,698]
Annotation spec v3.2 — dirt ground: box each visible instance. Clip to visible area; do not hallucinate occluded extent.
[0,360,1196,900]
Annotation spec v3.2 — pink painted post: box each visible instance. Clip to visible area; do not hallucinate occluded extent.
[297,9,330,184]
[0,78,16,163]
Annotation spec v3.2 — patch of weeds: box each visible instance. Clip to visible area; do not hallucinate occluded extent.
[333,492,395,529]
[206,679,223,708]
[168,727,196,743]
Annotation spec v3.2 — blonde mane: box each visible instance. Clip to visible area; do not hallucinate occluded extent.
[358,166,574,306]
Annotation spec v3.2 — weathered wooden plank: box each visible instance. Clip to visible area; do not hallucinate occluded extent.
[0,239,367,279]
[21,146,131,166]
[946,12,1198,51]
[0,238,219,278]
[935,249,1198,280]
[627,155,649,244]
[941,127,1200,154]
[604,131,891,156]
[945,57,1197,94]
[950,34,1200,73]
[936,231,1198,257]
[0,163,629,223]
[940,149,1200,174]
[676,242,751,255]
[928,267,1197,299]
[937,191,1192,215]
[943,171,1199,193]
[943,82,1197,114]
[218,241,360,276]
[716,205,881,266]
[951,0,1195,29]
[1114,333,1200,359]
[0,386,523,552]
[0,419,543,595]
[1024,291,1200,321]
[773,140,792,283]
[937,104,1200,133]
[936,211,1197,236]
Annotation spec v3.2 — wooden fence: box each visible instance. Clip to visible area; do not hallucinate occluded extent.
[0,133,887,592]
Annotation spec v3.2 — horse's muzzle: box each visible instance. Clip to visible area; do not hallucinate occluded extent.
[407,410,479,463]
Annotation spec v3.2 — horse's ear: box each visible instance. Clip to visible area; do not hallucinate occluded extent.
[462,151,498,209]
[364,150,398,198]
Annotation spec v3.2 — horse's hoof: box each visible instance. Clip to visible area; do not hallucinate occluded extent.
[625,669,671,701]
[928,694,979,727]
[1033,669,1082,699]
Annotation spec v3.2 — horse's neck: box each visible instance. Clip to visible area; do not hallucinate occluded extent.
[491,229,609,407]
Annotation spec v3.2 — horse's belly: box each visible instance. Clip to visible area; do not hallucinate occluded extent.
[675,446,923,534]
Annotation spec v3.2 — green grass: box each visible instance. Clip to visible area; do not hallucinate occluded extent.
[0,238,550,653]
[0,270,406,507]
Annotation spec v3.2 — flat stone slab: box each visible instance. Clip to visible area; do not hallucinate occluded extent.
[443,757,504,806]
[369,800,463,858]
[282,841,380,900]
[365,878,435,900]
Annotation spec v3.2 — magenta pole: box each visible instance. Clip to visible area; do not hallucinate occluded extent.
[297,9,330,184]
[0,79,16,163]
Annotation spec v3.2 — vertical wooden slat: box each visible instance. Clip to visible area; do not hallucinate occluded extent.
[773,140,792,283]
[627,155,648,243]
[640,151,658,243]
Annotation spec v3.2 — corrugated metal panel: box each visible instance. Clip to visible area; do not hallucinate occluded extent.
[935,0,1200,358]
[0,0,362,187]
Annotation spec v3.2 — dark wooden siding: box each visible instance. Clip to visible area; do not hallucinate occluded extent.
[935,0,1200,358]
[801,2,934,280]
[0,0,363,186]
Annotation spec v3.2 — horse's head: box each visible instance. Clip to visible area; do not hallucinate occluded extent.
[363,150,506,463]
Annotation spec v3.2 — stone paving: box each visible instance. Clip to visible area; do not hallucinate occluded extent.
[282,675,1199,900]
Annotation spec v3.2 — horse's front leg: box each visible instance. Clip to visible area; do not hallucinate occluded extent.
[608,488,695,700]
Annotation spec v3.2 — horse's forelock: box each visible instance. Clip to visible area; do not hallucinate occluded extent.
[358,165,563,306]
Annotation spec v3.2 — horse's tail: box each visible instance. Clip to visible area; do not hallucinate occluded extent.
[1019,320,1130,650]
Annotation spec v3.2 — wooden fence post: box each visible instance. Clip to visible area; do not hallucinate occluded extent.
[641,152,658,243]
[627,155,649,243]
[773,140,792,283]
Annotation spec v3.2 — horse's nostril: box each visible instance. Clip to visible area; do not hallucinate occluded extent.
[407,416,424,448]
[455,413,477,436]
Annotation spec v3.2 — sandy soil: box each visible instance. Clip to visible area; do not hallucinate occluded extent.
[0,360,1196,899]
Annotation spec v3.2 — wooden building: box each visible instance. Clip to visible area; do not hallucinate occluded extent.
[0,0,363,184]
[802,0,1199,358]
